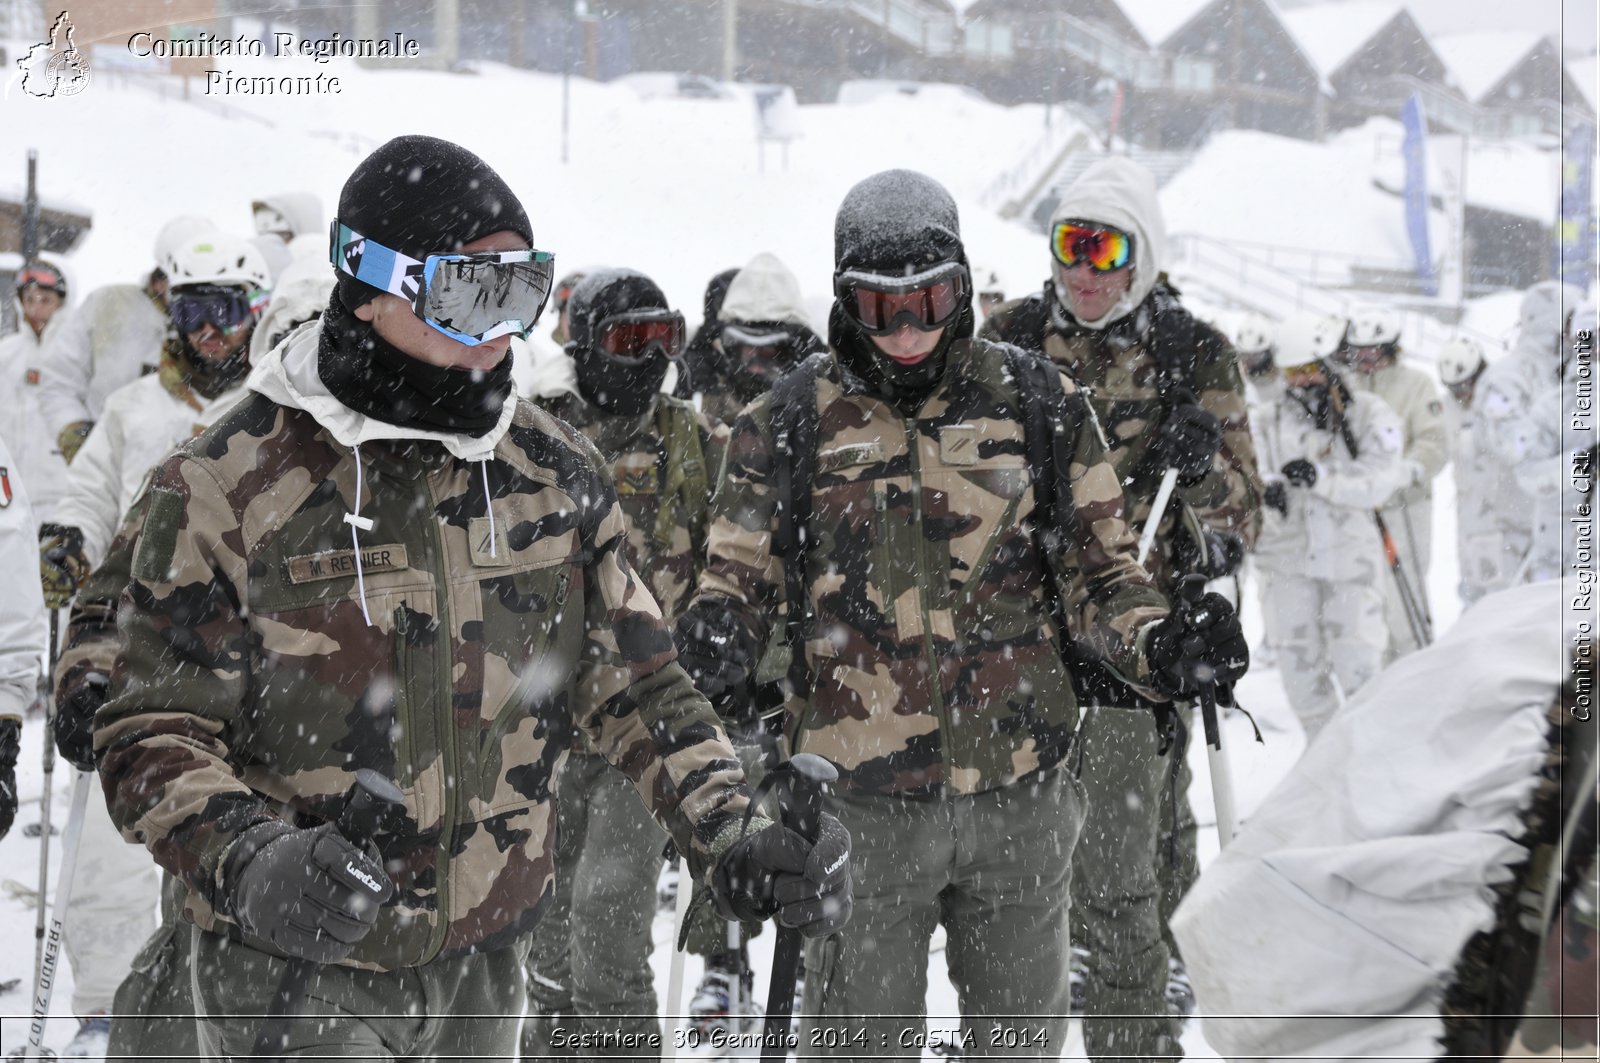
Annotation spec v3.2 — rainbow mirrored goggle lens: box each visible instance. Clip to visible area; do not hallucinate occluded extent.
[1050,220,1134,273]
[834,262,968,336]
[331,221,556,346]
[594,309,687,361]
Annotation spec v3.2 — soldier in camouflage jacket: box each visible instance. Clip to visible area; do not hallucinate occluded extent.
[522,269,728,1056]
[93,136,850,1060]
[982,157,1263,1060]
[677,169,1246,1059]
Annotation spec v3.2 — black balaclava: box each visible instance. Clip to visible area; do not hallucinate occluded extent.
[715,320,825,404]
[318,134,533,437]
[829,170,973,415]
[567,269,673,416]
[679,267,740,396]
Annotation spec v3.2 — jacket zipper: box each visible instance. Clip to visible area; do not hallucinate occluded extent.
[904,421,953,788]
[393,607,414,782]
[419,467,458,966]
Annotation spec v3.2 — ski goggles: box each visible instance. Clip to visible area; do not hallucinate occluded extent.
[834,262,968,335]
[330,221,556,346]
[15,264,66,295]
[169,284,267,335]
[1050,220,1134,273]
[721,321,800,364]
[594,308,686,361]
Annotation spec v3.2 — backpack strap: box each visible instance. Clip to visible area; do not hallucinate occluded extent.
[1004,343,1076,622]
[768,353,825,701]
[652,397,708,565]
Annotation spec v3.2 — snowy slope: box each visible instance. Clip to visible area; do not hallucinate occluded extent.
[0,50,1491,1060]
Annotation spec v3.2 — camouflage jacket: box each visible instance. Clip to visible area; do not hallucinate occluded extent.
[691,339,1169,798]
[538,392,727,754]
[94,333,749,971]
[982,283,1263,594]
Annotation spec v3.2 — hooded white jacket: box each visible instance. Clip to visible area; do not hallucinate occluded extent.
[0,437,46,717]
[53,358,250,567]
[35,283,167,437]
[0,311,70,522]
[1047,156,1167,330]
[1253,384,1410,583]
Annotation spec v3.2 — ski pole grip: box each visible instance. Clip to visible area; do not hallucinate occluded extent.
[335,769,405,848]
[781,753,836,844]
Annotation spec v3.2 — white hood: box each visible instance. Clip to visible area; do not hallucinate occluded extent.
[253,192,325,237]
[250,236,336,362]
[1049,156,1167,330]
[249,322,515,463]
[718,252,813,329]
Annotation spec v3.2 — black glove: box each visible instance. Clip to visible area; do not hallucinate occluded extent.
[222,821,394,963]
[1176,527,1246,580]
[0,713,20,840]
[1156,404,1223,485]
[52,672,109,773]
[711,814,852,938]
[1281,459,1318,488]
[1264,481,1289,517]
[1146,581,1250,699]
[39,523,91,610]
[674,604,761,718]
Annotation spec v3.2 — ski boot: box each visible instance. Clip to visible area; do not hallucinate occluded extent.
[1165,956,1196,1019]
[690,948,754,1036]
[1068,945,1090,1014]
[62,1012,111,1059]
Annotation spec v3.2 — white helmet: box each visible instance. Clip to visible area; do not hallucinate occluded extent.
[1437,336,1485,387]
[1276,312,1347,367]
[1346,305,1402,346]
[152,215,218,266]
[1233,313,1274,355]
[974,266,1004,299]
[164,232,272,293]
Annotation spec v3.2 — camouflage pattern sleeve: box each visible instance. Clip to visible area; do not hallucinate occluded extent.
[1051,373,1171,688]
[94,452,276,912]
[562,430,751,883]
[688,401,785,649]
[1176,329,1265,549]
[53,487,153,705]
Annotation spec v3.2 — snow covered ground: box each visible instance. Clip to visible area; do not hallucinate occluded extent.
[0,49,1505,1059]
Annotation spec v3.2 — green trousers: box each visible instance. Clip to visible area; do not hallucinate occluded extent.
[801,768,1086,1059]
[190,927,527,1060]
[522,751,667,1058]
[1070,706,1198,1063]
[107,873,199,1060]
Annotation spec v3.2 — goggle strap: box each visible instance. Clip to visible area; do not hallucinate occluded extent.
[332,221,426,304]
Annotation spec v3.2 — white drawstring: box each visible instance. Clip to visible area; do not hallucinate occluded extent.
[343,443,375,627]
[480,459,497,558]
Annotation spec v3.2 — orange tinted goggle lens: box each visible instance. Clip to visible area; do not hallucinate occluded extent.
[597,317,684,358]
[850,279,962,332]
[17,267,63,289]
[1051,222,1132,272]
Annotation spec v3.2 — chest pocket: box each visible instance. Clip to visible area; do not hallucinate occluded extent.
[811,442,899,630]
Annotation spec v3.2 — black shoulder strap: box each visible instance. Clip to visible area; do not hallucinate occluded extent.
[1005,344,1071,548]
[1145,283,1201,406]
[769,353,824,696]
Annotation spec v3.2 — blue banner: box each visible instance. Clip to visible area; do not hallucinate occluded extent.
[1401,93,1436,297]
[1555,123,1596,287]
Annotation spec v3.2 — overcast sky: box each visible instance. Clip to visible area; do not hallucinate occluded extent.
[1398,0,1596,51]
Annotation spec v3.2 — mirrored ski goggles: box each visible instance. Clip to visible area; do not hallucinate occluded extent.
[169,284,266,335]
[1050,220,1134,273]
[834,262,968,335]
[721,321,800,363]
[594,309,686,360]
[330,221,556,346]
[15,265,66,294]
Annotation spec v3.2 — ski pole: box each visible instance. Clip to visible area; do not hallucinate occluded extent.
[250,769,404,1062]
[1397,504,1433,632]
[27,607,60,1058]
[1137,468,1179,565]
[1174,577,1237,846]
[663,852,693,1061]
[761,753,837,1063]
[1372,510,1432,646]
[24,771,90,1061]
